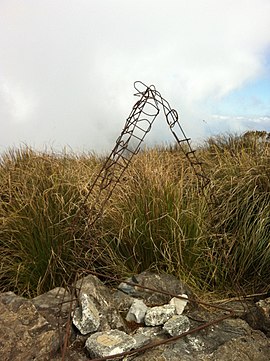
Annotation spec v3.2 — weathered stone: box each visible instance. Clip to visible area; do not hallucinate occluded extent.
[256,297,270,336]
[72,293,100,335]
[203,334,270,361]
[163,315,190,336]
[243,297,270,336]
[133,326,166,349]
[1,275,270,361]
[118,271,193,306]
[85,329,136,358]
[76,275,126,332]
[113,289,135,312]
[145,304,176,326]
[257,297,270,318]
[169,294,188,315]
[32,287,74,328]
[185,334,205,351]
[132,333,153,349]
[132,318,270,361]
[0,292,60,361]
[126,299,148,323]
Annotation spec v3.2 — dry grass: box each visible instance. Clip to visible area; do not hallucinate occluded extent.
[1,132,270,297]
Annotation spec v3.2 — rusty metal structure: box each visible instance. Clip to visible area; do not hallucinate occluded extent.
[82,81,211,228]
[60,82,223,360]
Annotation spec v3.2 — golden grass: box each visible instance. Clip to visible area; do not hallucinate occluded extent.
[0,132,270,297]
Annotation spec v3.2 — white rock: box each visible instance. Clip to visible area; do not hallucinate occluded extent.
[126,299,148,324]
[85,330,136,358]
[163,315,190,336]
[169,294,188,315]
[72,293,100,335]
[144,304,176,326]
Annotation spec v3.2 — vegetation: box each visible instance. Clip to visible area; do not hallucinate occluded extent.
[0,131,270,298]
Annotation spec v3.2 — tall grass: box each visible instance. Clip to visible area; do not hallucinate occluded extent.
[94,149,210,289]
[1,132,270,298]
[0,148,98,297]
[200,132,270,292]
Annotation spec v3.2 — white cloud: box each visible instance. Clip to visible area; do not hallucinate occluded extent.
[0,81,38,123]
[0,0,269,152]
[207,114,270,137]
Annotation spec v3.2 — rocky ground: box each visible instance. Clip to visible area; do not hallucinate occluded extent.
[0,272,269,361]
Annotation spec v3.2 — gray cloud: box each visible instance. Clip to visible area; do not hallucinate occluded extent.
[0,0,270,153]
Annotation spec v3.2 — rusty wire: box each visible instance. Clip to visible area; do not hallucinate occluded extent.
[60,81,221,360]
[79,81,212,229]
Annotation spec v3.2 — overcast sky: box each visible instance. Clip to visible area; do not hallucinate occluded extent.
[1,0,270,154]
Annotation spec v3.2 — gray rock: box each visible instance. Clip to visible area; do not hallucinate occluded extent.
[133,326,166,349]
[132,318,270,361]
[1,275,270,361]
[126,299,148,324]
[163,315,191,336]
[85,329,136,358]
[32,287,74,328]
[113,289,135,312]
[145,304,176,326]
[118,271,193,306]
[256,297,270,335]
[72,293,100,335]
[244,297,270,336]
[132,333,153,349]
[76,275,126,332]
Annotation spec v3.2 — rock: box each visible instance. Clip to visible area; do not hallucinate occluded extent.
[72,293,100,335]
[32,287,74,329]
[256,297,270,336]
[132,332,152,349]
[243,297,270,336]
[85,329,136,358]
[256,297,270,317]
[126,299,148,324]
[133,326,166,348]
[75,275,126,332]
[0,292,60,361]
[163,315,191,336]
[169,294,188,315]
[203,334,270,361]
[144,304,176,326]
[132,318,270,361]
[118,271,192,306]
[113,289,135,312]
[1,275,270,361]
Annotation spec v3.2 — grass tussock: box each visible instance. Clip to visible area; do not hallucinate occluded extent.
[0,148,99,296]
[1,131,270,298]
